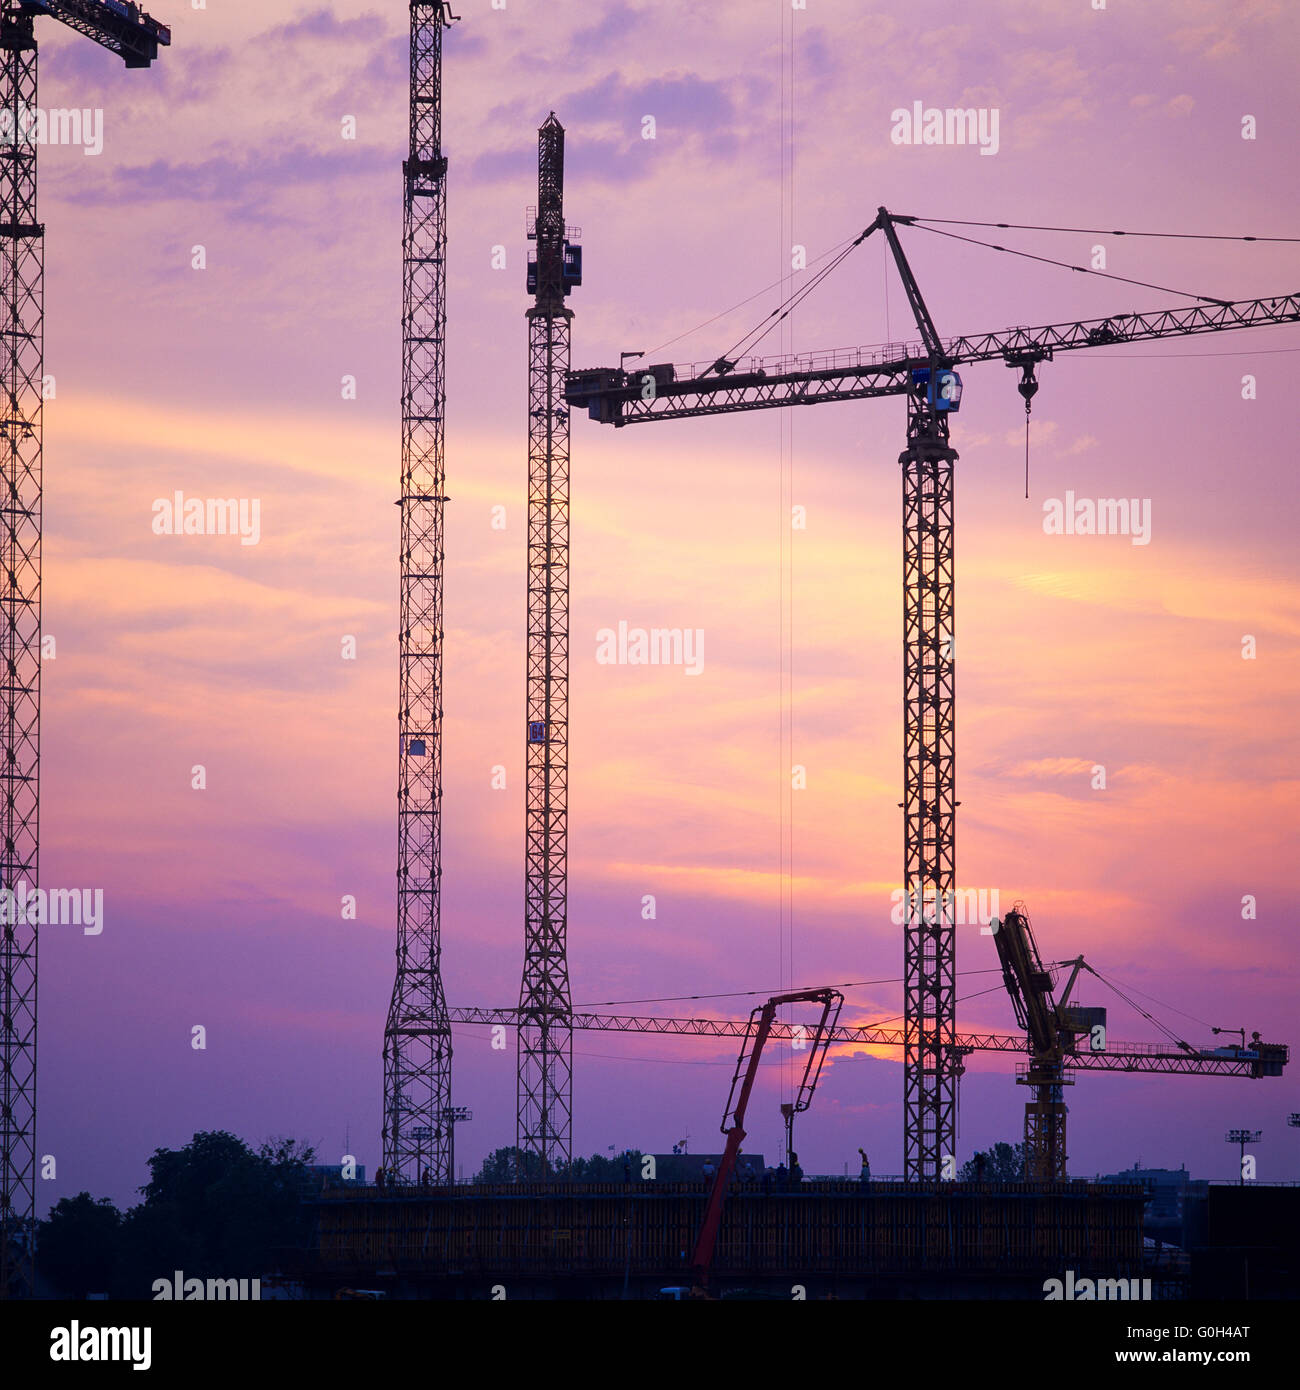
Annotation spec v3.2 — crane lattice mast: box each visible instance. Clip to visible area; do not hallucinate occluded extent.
[0,0,168,1302]
[384,0,457,1186]
[517,114,581,1175]
[878,215,961,1181]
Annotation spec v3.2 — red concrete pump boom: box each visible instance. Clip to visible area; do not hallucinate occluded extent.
[690,987,843,1286]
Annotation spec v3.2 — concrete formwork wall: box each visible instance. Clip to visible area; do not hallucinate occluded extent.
[308,1182,1144,1281]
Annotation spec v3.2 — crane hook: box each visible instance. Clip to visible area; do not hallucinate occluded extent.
[1016,362,1039,499]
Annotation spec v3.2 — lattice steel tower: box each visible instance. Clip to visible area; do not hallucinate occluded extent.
[517,114,581,1176]
[898,393,960,1179]
[384,1,458,1186]
[0,0,168,1303]
[877,213,961,1181]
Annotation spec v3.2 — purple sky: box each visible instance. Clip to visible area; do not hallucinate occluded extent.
[29,0,1300,1207]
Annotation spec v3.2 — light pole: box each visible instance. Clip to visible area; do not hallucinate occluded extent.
[441,1107,472,1184]
[1225,1128,1262,1186]
[411,1126,431,1186]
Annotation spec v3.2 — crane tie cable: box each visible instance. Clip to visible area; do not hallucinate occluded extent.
[642,231,862,360]
[570,966,1007,1009]
[1059,960,1220,1032]
[906,217,1300,243]
[708,224,872,371]
[908,222,1232,306]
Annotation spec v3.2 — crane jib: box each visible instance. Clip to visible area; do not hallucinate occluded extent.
[21,2,171,65]
[565,292,1300,424]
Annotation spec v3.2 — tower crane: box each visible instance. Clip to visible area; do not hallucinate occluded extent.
[517,113,582,1176]
[0,0,168,1304]
[384,0,458,1188]
[564,206,1300,1179]
[991,905,1286,1181]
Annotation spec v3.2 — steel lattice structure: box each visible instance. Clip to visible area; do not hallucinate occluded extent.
[0,0,166,1303]
[517,115,576,1175]
[566,294,1300,428]
[384,1,457,1186]
[0,6,42,1304]
[452,1006,1288,1078]
[898,393,959,1179]
[0,0,167,1304]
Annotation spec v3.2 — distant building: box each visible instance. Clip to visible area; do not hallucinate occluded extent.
[1098,1163,1207,1227]
[308,1163,366,1191]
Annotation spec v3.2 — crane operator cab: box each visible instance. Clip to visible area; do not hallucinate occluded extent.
[911,365,963,411]
[526,240,583,296]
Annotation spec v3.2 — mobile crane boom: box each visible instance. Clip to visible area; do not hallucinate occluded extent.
[992,908,1091,1179]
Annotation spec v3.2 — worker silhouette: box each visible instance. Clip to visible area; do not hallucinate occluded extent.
[857,1146,871,1188]
[775,1161,788,1191]
[789,1152,804,1187]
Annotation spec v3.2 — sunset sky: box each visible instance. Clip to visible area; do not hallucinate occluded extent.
[32,0,1300,1206]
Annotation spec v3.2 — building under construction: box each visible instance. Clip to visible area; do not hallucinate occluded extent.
[290,1180,1148,1300]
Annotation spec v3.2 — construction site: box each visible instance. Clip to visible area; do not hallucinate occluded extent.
[2,3,1298,1306]
[344,5,1299,1299]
